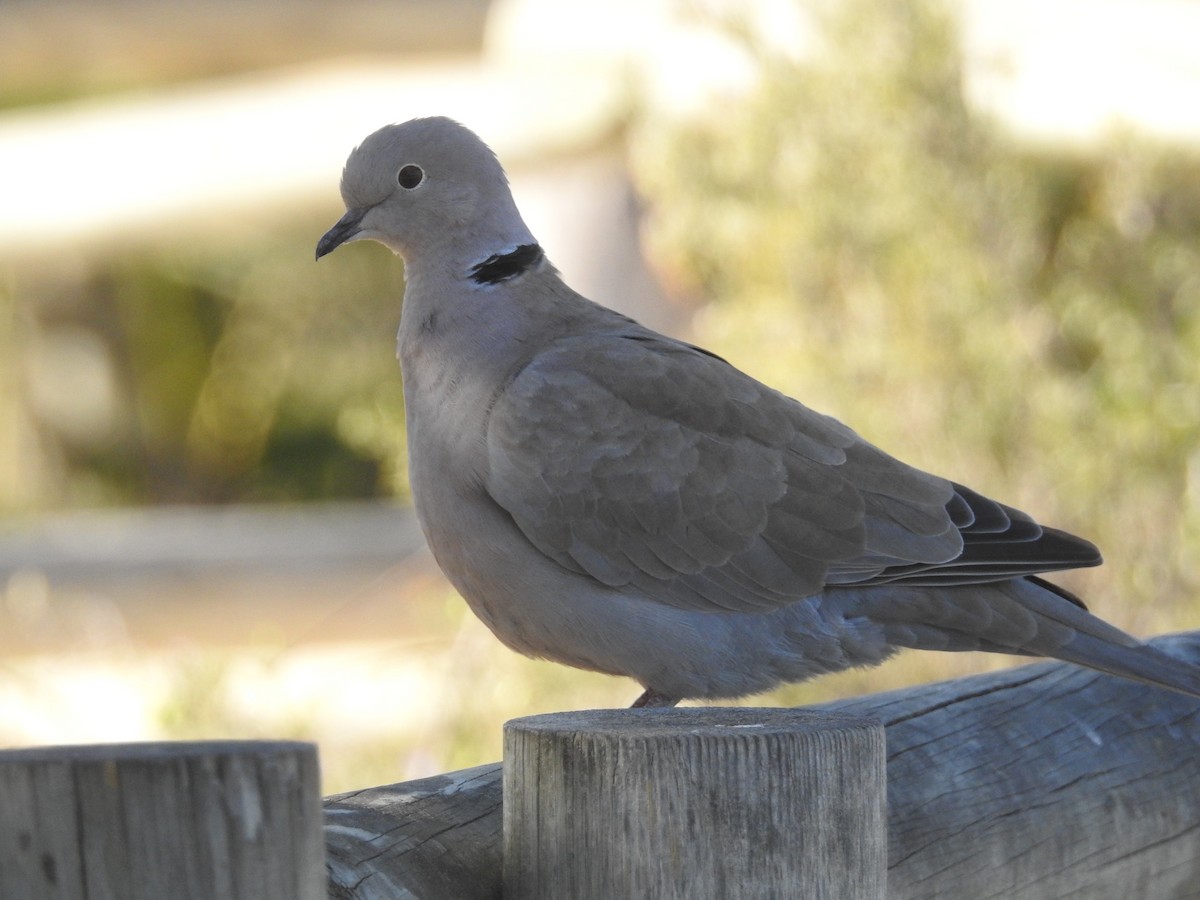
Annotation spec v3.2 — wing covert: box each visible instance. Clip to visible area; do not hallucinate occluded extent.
[484,330,975,612]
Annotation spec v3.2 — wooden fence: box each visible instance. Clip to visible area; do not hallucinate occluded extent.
[0,740,324,900]
[4,632,1199,898]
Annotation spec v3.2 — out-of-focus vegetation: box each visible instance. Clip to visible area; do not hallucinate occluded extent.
[633,0,1200,681]
[0,1,488,112]
[6,0,1200,790]
[1,217,409,512]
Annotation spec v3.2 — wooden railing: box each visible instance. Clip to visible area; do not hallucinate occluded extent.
[5,632,1199,899]
[0,740,324,900]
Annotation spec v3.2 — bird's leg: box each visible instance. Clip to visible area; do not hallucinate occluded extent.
[631,688,680,709]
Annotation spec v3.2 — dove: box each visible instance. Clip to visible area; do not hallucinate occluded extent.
[317,116,1200,707]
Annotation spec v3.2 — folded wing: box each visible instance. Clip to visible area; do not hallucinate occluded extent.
[485,330,1100,614]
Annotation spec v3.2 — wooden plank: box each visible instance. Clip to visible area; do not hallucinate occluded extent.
[834,631,1200,900]
[324,763,503,900]
[321,631,1200,899]
[502,708,885,899]
[0,740,323,900]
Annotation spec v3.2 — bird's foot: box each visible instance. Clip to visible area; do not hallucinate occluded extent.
[631,688,680,709]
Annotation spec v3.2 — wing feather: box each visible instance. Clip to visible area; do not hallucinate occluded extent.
[484,329,1100,613]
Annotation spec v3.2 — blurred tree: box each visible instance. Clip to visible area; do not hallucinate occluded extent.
[3,0,1198,642]
[634,0,1200,633]
[3,214,409,510]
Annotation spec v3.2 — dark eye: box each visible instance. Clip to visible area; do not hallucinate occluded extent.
[397,164,425,189]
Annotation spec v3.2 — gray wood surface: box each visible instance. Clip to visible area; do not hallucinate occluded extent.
[837,631,1200,900]
[0,740,324,900]
[324,763,503,900]
[502,708,886,900]
[321,631,1200,899]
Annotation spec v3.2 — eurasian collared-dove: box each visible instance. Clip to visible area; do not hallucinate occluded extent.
[317,117,1200,707]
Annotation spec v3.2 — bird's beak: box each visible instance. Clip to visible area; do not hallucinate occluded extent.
[315,207,368,260]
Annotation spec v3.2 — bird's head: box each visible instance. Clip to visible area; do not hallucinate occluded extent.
[316,117,535,269]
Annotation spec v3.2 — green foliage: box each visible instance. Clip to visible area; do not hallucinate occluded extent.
[2,212,410,509]
[634,0,1200,629]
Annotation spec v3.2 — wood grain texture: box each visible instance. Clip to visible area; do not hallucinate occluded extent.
[324,763,503,900]
[320,632,1200,899]
[502,708,886,900]
[0,740,323,900]
[831,631,1200,900]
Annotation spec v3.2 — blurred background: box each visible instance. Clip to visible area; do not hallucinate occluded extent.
[2,0,1199,794]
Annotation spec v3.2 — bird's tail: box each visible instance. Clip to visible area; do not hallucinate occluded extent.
[853,576,1200,699]
[1046,629,1200,697]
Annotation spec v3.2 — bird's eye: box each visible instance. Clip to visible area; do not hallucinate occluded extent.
[397,164,425,190]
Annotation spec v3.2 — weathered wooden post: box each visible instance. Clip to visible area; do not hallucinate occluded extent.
[503,707,886,900]
[0,740,323,900]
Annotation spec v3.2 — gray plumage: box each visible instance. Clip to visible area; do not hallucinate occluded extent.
[317,117,1200,706]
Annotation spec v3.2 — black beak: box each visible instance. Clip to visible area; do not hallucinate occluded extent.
[315,208,368,260]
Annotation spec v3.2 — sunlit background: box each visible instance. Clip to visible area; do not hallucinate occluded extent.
[2,0,1199,794]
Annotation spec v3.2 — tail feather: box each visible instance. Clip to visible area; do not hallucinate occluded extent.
[853,576,1200,700]
[1049,629,1200,698]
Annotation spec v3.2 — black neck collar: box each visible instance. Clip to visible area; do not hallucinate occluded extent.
[469,243,544,285]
